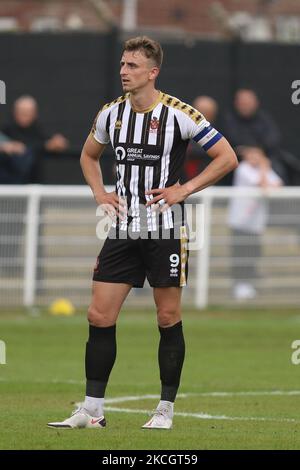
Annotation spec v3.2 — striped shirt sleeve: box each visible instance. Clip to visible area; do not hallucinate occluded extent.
[175,107,223,151]
[91,108,110,144]
[192,120,223,151]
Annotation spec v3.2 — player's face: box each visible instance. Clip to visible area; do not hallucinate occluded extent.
[120,50,158,93]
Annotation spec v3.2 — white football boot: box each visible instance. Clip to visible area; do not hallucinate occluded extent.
[47,405,106,429]
[142,404,173,429]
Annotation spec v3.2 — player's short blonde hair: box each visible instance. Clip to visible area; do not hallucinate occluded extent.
[123,36,163,68]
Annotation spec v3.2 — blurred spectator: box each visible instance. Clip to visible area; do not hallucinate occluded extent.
[193,95,218,123]
[1,95,69,182]
[3,95,69,153]
[0,131,33,184]
[227,146,283,301]
[184,96,219,181]
[223,89,300,183]
[184,95,233,185]
[0,96,69,279]
[224,89,280,152]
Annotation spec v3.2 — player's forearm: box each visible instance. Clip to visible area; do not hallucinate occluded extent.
[80,151,106,201]
[182,152,238,196]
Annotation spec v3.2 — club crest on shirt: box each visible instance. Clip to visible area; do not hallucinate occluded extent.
[150,117,159,132]
[115,120,122,130]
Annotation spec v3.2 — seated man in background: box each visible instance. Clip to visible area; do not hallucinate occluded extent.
[0,131,33,184]
[223,89,299,184]
[3,95,69,153]
[2,95,70,180]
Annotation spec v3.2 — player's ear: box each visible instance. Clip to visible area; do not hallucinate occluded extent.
[149,67,160,81]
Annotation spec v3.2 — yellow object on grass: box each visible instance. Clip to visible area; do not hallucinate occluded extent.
[49,298,75,316]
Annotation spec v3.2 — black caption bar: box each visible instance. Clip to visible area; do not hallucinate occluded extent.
[0,450,297,465]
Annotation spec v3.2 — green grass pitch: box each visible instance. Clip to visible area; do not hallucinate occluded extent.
[1,308,300,450]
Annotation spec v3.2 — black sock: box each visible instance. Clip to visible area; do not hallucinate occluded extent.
[158,321,185,402]
[85,324,116,398]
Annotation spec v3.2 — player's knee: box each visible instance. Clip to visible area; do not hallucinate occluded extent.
[87,306,115,327]
[157,308,181,328]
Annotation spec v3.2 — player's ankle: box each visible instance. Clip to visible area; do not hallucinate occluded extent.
[157,400,174,417]
[83,396,104,417]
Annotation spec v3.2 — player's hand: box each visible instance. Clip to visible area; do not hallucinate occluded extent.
[95,191,127,221]
[145,182,189,212]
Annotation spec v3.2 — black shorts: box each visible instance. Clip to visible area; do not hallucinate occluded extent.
[93,226,189,288]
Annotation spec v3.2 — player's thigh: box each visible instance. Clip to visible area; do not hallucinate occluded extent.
[153,287,182,327]
[144,228,189,289]
[93,237,146,288]
[88,281,132,326]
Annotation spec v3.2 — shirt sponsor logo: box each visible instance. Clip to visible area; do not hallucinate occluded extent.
[114,144,161,162]
[115,146,126,160]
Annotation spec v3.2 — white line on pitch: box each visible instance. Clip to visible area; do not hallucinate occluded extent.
[104,390,300,403]
[0,378,298,422]
[195,391,300,397]
[1,377,300,399]
[104,406,297,423]
[105,394,188,404]
[0,377,85,385]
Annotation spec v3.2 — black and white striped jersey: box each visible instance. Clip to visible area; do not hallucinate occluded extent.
[91,91,223,232]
